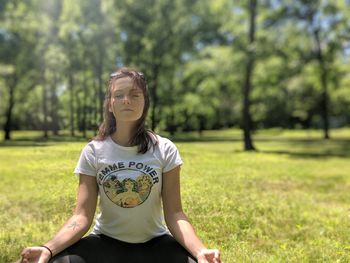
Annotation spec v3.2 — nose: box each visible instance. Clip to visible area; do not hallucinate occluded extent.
[122,95,131,104]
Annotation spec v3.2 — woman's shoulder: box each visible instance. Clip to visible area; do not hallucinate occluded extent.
[151,133,178,150]
[84,136,111,150]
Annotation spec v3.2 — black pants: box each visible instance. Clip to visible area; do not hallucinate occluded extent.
[49,234,197,263]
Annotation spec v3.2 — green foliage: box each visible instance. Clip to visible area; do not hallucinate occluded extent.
[1,129,350,262]
[0,0,350,137]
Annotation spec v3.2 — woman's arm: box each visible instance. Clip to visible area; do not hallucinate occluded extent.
[20,174,98,262]
[162,166,221,263]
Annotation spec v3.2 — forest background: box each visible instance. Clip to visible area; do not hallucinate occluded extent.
[1,1,350,262]
[1,0,350,145]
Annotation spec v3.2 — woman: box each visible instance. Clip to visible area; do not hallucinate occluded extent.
[19,67,221,263]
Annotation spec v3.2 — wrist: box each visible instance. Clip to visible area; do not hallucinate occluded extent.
[196,248,207,259]
[40,245,53,260]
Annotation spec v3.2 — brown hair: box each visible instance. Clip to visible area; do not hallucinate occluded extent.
[95,67,156,153]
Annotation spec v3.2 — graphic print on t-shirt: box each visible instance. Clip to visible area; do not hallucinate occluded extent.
[98,161,159,208]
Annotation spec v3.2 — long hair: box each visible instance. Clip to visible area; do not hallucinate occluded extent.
[95,67,156,153]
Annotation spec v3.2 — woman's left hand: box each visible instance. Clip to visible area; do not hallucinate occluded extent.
[18,246,51,263]
[197,248,221,263]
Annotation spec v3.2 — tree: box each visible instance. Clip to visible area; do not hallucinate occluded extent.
[2,69,16,140]
[1,0,349,138]
[115,0,200,131]
[241,0,257,150]
[0,1,39,140]
[273,0,350,138]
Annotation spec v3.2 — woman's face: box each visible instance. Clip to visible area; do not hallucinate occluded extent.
[109,77,145,124]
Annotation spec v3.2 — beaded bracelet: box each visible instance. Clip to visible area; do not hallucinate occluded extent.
[40,245,53,260]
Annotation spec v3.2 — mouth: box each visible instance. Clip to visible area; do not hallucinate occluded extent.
[121,109,133,112]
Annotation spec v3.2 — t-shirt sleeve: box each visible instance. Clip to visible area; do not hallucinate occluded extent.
[74,143,97,177]
[162,139,183,173]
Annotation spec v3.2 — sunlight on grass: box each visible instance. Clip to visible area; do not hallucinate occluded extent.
[1,129,350,262]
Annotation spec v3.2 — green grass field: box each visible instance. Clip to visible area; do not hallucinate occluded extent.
[1,129,350,262]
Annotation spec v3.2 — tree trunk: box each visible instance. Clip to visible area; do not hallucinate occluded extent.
[96,37,105,125]
[3,74,17,141]
[82,70,88,138]
[151,64,160,131]
[76,87,82,132]
[94,78,99,133]
[42,82,49,139]
[51,73,59,136]
[314,29,330,139]
[242,0,257,151]
[97,66,104,124]
[69,72,75,136]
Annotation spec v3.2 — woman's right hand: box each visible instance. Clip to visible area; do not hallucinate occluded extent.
[18,246,51,263]
[17,174,98,263]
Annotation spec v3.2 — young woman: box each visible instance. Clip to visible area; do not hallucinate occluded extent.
[19,67,221,263]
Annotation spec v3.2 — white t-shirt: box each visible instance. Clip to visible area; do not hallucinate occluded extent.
[74,134,183,243]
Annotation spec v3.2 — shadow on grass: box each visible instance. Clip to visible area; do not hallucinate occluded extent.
[174,135,350,159]
[2,133,350,159]
[258,149,350,159]
[0,135,91,147]
[172,136,242,143]
[0,141,50,147]
[233,138,350,159]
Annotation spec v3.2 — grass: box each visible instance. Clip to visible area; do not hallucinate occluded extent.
[1,128,350,262]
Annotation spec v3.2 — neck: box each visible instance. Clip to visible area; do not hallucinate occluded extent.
[112,122,137,146]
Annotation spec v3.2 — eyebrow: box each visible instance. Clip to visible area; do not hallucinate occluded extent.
[130,88,143,92]
[113,88,143,94]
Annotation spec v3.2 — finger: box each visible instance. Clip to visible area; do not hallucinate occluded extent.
[21,248,28,257]
[22,247,33,256]
[209,249,221,263]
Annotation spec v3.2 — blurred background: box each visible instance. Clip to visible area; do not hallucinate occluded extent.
[1,0,349,148]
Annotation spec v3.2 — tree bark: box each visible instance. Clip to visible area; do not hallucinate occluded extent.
[151,64,160,131]
[68,72,75,136]
[97,65,104,124]
[42,82,49,139]
[50,73,60,136]
[94,78,99,133]
[314,29,330,139]
[242,0,257,151]
[82,70,88,138]
[3,74,17,141]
